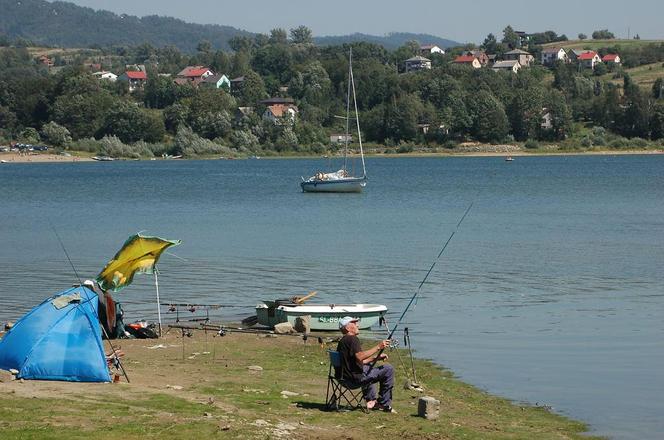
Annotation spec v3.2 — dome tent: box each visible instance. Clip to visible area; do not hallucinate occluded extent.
[0,286,110,382]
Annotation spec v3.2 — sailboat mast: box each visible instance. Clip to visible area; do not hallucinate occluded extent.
[349,51,366,178]
[343,49,352,173]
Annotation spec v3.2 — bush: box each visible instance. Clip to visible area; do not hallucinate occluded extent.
[397,143,414,153]
[524,139,539,149]
[230,129,261,152]
[630,137,649,147]
[609,138,628,148]
[173,126,232,157]
[580,136,593,148]
[40,121,72,148]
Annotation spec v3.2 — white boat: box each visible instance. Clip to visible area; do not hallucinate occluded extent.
[301,49,366,193]
[256,301,387,331]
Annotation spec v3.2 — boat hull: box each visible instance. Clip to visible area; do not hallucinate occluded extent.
[256,303,387,331]
[300,177,367,193]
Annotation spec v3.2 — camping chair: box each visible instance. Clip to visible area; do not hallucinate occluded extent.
[325,350,364,411]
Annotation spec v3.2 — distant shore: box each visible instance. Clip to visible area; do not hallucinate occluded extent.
[1,148,662,164]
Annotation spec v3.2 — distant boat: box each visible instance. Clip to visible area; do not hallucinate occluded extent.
[505,156,514,162]
[301,49,366,193]
[92,156,114,161]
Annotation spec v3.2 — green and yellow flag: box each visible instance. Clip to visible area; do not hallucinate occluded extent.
[96,234,181,292]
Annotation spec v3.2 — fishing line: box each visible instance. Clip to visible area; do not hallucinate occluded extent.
[49,222,83,285]
[48,222,130,382]
[370,199,475,368]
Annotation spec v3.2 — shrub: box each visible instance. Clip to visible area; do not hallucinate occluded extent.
[630,137,649,147]
[173,126,231,157]
[524,139,539,149]
[40,121,72,148]
[580,136,593,148]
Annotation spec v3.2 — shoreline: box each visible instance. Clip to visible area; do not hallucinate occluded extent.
[0,328,600,439]
[1,148,662,164]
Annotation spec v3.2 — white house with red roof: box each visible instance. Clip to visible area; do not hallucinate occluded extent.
[452,55,482,69]
[175,66,214,86]
[118,70,147,92]
[577,51,602,69]
[602,54,621,64]
[260,98,298,125]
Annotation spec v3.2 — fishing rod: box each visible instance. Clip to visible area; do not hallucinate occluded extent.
[49,223,131,383]
[370,200,475,367]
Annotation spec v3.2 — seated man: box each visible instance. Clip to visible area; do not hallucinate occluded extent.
[336,316,396,412]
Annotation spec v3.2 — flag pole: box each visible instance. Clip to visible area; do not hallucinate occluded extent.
[154,266,163,337]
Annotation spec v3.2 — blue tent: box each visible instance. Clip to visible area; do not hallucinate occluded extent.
[0,286,110,382]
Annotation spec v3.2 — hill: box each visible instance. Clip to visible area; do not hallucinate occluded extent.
[0,0,253,52]
[314,32,461,50]
[0,0,461,53]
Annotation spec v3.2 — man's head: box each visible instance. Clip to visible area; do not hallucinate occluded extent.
[339,316,360,335]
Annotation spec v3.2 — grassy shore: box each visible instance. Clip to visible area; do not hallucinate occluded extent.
[0,329,603,439]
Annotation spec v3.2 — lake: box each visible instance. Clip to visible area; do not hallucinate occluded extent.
[1,154,662,439]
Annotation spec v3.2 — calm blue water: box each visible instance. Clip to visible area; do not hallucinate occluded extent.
[1,155,663,439]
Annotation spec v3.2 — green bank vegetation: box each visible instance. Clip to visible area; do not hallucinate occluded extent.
[0,331,603,439]
[1,24,664,159]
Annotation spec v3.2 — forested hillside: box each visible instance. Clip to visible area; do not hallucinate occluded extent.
[0,0,253,52]
[1,24,664,159]
[0,0,458,53]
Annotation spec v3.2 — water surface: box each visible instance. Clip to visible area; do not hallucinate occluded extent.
[1,155,662,439]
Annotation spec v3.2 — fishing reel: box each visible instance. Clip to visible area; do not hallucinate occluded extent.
[387,338,399,349]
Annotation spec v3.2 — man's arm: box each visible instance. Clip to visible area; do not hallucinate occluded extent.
[355,339,390,364]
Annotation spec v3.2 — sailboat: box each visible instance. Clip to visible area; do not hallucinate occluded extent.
[301,50,367,193]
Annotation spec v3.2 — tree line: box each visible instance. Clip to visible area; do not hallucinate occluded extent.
[1,25,664,158]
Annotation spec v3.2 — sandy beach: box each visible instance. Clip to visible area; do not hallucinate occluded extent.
[0,152,93,163]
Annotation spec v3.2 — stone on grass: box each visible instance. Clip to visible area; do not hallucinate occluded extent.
[418,396,440,420]
[247,365,263,372]
[273,322,294,334]
[280,390,299,398]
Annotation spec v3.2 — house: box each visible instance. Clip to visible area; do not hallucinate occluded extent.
[201,74,231,90]
[420,44,445,56]
[568,49,589,63]
[118,70,147,92]
[462,50,489,66]
[577,51,602,69]
[230,76,245,95]
[503,49,534,67]
[541,109,553,130]
[541,47,569,66]
[175,66,214,86]
[452,55,482,69]
[38,55,54,68]
[92,71,118,82]
[263,104,298,125]
[492,60,522,73]
[602,54,621,64]
[330,133,353,144]
[261,98,298,125]
[404,56,432,72]
[515,31,530,48]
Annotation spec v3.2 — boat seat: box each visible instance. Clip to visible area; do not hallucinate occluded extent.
[325,350,365,411]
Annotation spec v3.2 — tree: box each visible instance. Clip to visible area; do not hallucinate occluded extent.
[290,26,313,45]
[468,90,510,142]
[652,78,664,100]
[542,89,572,140]
[578,33,587,40]
[40,121,71,147]
[19,127,40,143]
[196,40,212,53]
[592,29,615,39]
[269,28,288,45]
[651,103,664,139]
[481,33,499,54]
[507,87,544,141]
[97,102,165,143]
[502,25,519,49]
[237,70,267,106]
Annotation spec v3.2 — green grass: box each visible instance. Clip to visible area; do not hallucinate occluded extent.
[0,333,606,439]
[541,39,663,51]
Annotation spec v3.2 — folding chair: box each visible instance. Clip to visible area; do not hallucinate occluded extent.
[325,350,364,411]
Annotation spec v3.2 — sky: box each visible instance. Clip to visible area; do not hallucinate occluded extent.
[62,0,664,44]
